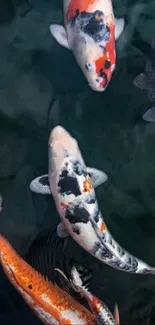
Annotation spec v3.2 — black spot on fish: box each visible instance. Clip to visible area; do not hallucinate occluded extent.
[66,205,90,224]
[58,170,81,197]
[85,63,92,71]
[39,176,49,186]
[104,60,111,69]
[68,10,110,43]
[85,195,96,204]
[72,225,80,235]
[100,247,113,259]
[91,241,101,255]
[28,284,32,289]
[71,159,87,176]
[99,70,108,88]
[94,210,100,223]
[117,246,125,256]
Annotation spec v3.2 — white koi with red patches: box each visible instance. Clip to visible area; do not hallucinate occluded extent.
[49,0,125,91]
[30,126,155,275]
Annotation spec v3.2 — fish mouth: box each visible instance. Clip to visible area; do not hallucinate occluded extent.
[49,125,71,146]
[89,84,106,92]
[89,81,108,92]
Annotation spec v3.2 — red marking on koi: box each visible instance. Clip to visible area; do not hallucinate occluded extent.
[60,202,67,209]
[100,222,106,232]
[66,0,96,20]
[83,179,93,193]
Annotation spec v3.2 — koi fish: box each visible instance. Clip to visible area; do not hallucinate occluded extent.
[56,266,120,325]
[0,233,96,325]
[30,125,155,275]
[49,0,125,91]
[134,36,155,122]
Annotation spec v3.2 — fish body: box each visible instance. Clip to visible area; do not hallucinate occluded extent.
[0,234,96,325]
[134,37,155,122]
[30,125,155,275]
[49,0,124,91]
[56,266,120,325]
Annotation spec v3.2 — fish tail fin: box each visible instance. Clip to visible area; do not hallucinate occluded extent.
[150,267,155,275]
[114,302,120,325]
[142,107,155,122]
[133,73,146,89]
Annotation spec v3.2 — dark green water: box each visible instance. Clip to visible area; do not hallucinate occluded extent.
[0,0,155,324]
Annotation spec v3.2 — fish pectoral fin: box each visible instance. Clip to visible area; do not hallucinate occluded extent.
[87,167,108,188]
[114,303,120,325]
[49,24,70,49]
[133,73,147,89]
[29,175,51,194]
[142,107,155,122]
[57,222,69,238]
[114,17,125,40]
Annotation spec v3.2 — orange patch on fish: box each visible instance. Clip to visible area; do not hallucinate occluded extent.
[91,296,102,313]
[60,202,67,209]
[100,222,106,232]
[68,202,72,205]
[83,179,93,193]
[66,0,96,20]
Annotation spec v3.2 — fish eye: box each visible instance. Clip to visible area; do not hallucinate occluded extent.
[104,60,111,69]
[85,63,92,71]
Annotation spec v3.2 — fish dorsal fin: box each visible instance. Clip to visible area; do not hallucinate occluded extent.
[114,303,120,325]
[29,175,51,194]
[49,24,70,49]
[142,107,155,122]
[133,73,147,89]
[57,222,69,238]
[114,17,125,40]
[87,167,108,188]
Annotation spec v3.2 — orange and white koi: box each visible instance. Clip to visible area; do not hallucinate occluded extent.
[0,233,97,325]
[49,0,124,91]
[29,125,155,275]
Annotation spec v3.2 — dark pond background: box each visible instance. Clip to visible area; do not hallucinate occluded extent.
[0,0,155,324]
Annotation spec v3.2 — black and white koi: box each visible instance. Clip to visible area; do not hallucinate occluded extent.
[30,125,155,275]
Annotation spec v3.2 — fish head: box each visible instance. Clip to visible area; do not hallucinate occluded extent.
[70,12,116,92]
[48,125,85,198]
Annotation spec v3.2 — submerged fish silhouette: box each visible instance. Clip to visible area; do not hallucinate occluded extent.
[26,226,93,302]
[134,37,155,122]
